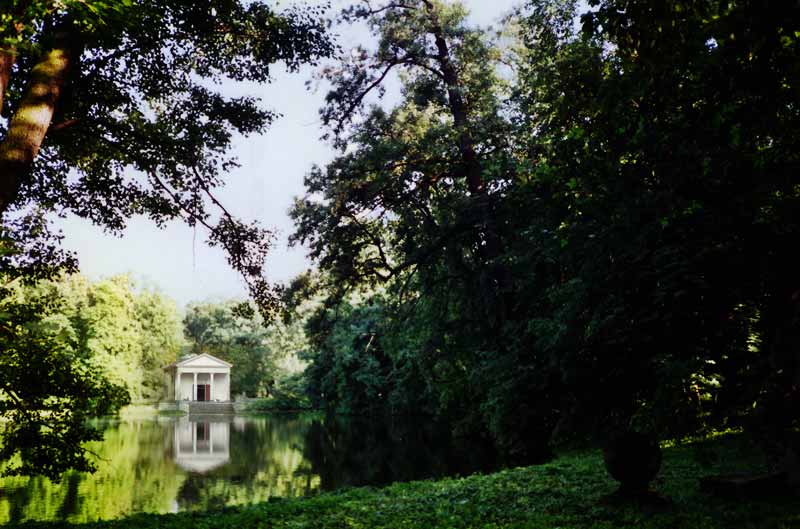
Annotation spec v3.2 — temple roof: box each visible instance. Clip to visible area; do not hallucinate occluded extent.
[162,353,233,370]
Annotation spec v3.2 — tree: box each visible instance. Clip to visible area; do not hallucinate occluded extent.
[0,281,129,479]
[290,0,538,452]
[1,0,333,311]
[0,0,334,477]
[292,0,800,466]
[134,287,182,400]
[509,0,800,444]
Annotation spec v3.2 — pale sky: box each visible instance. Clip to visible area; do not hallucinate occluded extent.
[55,0,525,307]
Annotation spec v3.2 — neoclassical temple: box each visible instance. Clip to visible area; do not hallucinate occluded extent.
[163,353,232,402]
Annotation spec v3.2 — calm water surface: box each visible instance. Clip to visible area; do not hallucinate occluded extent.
[0,413,504,524]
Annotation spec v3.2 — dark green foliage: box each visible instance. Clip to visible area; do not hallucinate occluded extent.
[0,286,129,479]
[290,0,800,462]
[289,0,528,445]
[510,0,800,442]
[300,297,395,414]
[245,372,313,411]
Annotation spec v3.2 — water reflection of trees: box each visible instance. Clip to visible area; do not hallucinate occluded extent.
[0,420,185,524]
[175,414,505,510]
[0,414,515,523]
[302,414,501,491]
[174,415,319,511]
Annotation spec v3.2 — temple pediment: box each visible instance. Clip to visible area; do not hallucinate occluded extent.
[165,353,233,370]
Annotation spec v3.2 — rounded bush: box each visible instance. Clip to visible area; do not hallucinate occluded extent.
[603,431,662,492]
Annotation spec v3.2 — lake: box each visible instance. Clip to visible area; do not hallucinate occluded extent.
[0,413,507,524]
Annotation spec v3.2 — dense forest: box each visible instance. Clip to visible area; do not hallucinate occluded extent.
[284,0,800,465]
[2,271,306,401]
[1,0,799,490]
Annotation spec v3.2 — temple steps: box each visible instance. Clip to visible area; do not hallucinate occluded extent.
[187,401,235,415]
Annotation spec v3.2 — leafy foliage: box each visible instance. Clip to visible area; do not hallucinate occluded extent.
[0,283,127,478]
[1,0,334,313]
[0,273,182,477]
[290,0,800,463]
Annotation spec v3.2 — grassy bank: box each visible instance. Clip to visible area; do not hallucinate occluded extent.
[8,433,799,529]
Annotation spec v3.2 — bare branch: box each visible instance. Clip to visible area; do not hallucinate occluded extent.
[191,165,236,223]
[337,58,403,130]
[149,171,214,231]
[359,0,418,16]
[346,211,397,277]
[49,118,81,133]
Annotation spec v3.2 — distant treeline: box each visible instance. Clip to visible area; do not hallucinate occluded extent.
[7,275,308,404]
[182,300,309,398]
[9,274,182,402]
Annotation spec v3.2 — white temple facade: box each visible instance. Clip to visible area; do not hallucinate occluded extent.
[163,353,232,402]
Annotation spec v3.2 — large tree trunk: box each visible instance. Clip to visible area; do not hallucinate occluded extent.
[421,0,484,196]
[0,24,76,214]
[420,1,509,325]
[0,49,14,116]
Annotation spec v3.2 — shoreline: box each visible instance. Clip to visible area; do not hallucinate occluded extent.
[5,433,798,529]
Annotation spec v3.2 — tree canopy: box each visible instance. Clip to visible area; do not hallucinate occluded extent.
[3,0,799,480]
[1,0,334,477]
[0,273,181,478]
[289,0,800,463]
[1,0,334,310]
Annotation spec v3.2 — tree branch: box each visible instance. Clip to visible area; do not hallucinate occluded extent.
[337,59,403,131]
[191,165,237,224]
[149,170,214,232]
[49,118,81,133]
[345,211,397,277]
[0,21,78,214]
[358,0,418,16]
[420,0,484,195]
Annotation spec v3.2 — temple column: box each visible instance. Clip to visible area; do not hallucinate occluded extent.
[193,372,198,401]
[174,368,181,400]
[209,373,215,401]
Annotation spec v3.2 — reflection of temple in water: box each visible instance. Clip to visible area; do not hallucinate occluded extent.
[174,419,230,473]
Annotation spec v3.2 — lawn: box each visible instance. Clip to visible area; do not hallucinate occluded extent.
[8,432,799,529]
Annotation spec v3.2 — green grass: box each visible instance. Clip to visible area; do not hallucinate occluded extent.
[7,433,799,529]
